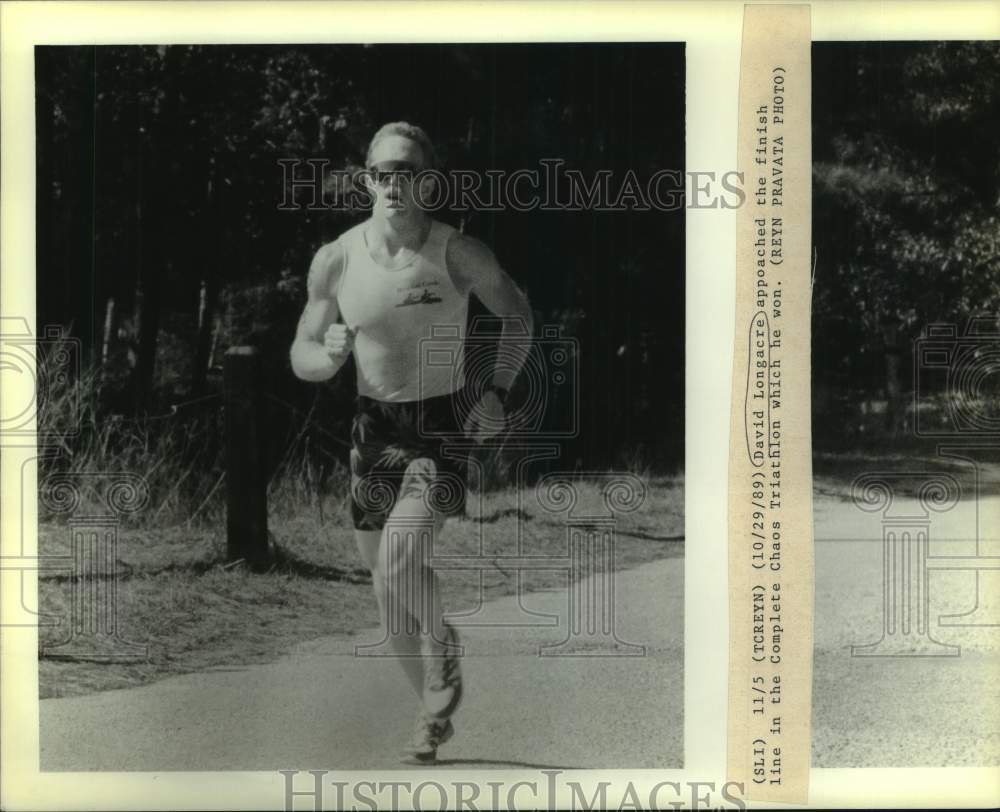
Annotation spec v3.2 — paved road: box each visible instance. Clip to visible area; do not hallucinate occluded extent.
[41,557,684,771]
[812,494,1000,767]
[39,493,1000,771]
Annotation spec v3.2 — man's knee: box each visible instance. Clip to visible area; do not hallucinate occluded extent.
[354,529,382,572]
[384,523,433,567]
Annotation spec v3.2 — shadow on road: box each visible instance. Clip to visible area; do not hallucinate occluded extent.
[432,757,585,770]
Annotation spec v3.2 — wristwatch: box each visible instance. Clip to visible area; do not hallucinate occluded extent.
[485,383,510,408]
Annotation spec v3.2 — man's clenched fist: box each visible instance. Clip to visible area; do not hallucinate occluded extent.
[324,324,355,359]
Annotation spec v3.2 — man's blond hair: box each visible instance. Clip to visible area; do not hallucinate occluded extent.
[366,121,437,170]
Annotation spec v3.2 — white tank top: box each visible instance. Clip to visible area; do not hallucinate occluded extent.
[336,219,468,402]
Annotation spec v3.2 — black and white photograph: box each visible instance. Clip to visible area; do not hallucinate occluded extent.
[7,2,1000,810]
[29,41,686,773]
[809,40,1000,767]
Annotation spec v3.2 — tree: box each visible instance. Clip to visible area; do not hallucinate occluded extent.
[813,42,1000,421]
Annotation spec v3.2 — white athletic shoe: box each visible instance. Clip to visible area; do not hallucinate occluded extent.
[400,712,454,765]
[423,622,463,719]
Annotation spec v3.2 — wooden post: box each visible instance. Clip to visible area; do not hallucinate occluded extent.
[191,276,219,397]
[224,347,270,570]
[883,323,904,435]
[101,297,115,366]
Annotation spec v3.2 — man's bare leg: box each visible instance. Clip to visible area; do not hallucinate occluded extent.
[374,488,461,763]
[378,494,449,648]
[380,465,462,721]
[353,528,424,696]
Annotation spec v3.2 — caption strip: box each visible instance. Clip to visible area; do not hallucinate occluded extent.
[728,4,813,805]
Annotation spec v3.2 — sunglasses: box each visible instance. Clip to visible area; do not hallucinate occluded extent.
[365,162,419,185]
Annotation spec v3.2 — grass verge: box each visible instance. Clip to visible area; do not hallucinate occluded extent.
[39,474,683,699]
[813,449,1000,501]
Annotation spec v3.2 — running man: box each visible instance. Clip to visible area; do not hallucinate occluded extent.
[290,122,533,763]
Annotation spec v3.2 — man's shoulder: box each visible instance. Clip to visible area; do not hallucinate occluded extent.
[338,219,371,243]
[323,219,370,257]
[308,237,348,296]
[311,238,345,269]
[446,230,499,276]
[317,216,373,262]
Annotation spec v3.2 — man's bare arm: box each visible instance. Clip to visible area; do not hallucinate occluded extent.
[447,233,534,391]
[289,241,351,382]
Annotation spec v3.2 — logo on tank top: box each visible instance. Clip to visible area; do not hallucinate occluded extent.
[395,280,443,307]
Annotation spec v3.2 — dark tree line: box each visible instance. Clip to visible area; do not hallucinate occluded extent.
[812,42,1000,440]
[38,41,997,473]
[35,44,685,475]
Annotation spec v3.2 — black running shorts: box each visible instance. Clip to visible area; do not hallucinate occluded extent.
[349,389,470,531]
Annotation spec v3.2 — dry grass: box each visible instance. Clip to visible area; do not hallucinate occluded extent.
[813,450,1000,501]
[36,349,684,698]
[38,474,684,699]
